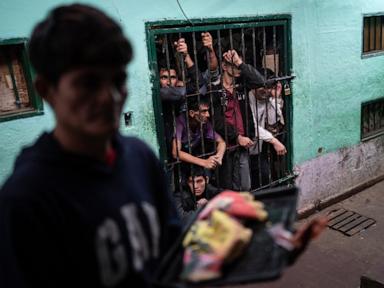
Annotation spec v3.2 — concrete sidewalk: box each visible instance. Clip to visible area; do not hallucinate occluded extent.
[234,179,384,288]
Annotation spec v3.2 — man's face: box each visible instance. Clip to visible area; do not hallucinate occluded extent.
[223,62,241,78]
[47,66,127,139]
[187,175,207,197]
[254,86,272,100]
[159,69,177,87]
[190,103,210,124]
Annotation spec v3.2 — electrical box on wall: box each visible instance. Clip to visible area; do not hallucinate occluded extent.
[124,111,133,127]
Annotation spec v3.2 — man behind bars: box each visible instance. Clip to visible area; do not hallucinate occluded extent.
[210,49,265,191]
[172,95,226,171]
[159,33,217,162]
[248,68,287,188]
[0,4,180,288]
[173,165,222,224]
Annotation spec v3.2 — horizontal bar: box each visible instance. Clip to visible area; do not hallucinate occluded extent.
[151,20,288,35]
[147,16,290,31]
[251,173,296,192]
[361,129,384,142]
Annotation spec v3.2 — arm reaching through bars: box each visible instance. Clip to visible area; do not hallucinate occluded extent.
[172,96,226,170]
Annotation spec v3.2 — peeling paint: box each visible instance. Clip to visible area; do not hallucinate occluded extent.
[295,135,384,211]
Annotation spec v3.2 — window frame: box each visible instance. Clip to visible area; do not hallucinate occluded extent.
[0,38,43,122]
[362,13,384,58]
[361,96,384,141]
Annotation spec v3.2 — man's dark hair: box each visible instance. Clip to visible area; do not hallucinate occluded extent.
[29,4,133,84]
[187,95,210,112]
[182,165,207,186]
[158,58,177,73]
[187,165,206,178]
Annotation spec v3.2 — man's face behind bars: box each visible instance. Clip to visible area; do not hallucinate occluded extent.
[42,65,127,140]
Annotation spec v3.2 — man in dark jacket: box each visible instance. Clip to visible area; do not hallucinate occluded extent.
[173,165,222,224]
[210,49,265,191]
[0,4,180,288]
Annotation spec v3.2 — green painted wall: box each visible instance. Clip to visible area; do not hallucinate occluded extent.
[1,0,384,186]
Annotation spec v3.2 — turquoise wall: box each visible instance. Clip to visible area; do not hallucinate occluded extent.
[1,0,384,185]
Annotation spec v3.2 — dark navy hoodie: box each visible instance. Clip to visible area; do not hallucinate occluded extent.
[0,132,180,288]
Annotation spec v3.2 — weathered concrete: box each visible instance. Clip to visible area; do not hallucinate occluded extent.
[295,134,384,212]
[231,179,384,288]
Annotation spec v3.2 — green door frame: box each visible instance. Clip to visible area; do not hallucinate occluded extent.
[145,15,293,174]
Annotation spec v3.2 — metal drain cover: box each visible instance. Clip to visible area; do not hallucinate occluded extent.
[326,208,376,236]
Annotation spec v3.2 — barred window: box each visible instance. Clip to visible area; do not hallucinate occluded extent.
[146,17,294,194]
[0,39,43,122]
[361,97,384,141]
[363,15,384,55]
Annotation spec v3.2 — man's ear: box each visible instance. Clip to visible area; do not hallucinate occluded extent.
[221,62,227,71]
[205,176,209,184]
[188,110,195,118]
[34,75,55,106]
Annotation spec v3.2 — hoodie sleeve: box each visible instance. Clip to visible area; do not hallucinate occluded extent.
[0,194,27,288]
[0,188,59,288]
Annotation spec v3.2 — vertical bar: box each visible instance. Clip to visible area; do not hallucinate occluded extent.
[368,103,373,133]
[375,16,381,51]
[363,17,370,52]
[374,102,380,131]
[230,28,243,189]
[263,26,272,185]
[241,28,249,137]
[172,35,188,193]
[361,104,364,138]
[364,17,370,52]
[179,33,186,85]
[229,29,234,50]
[272,25,283,180]
[381,101,384,129]
[164,34,180,194]
[370,17,375,51]
[3,48,21,108]
[252,27,257,68]
[252,27,263,188]
[192,31,206,156]
[381,16,384,50]
[217,30,229,147]
[241,28,252,191]
[205,31,216,155]
[282,22,292,174]
[366,104,370,135]
[164,35,179,162]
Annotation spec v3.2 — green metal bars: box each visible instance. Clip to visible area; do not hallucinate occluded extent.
[146,16,294,192]
[361,97,384,141]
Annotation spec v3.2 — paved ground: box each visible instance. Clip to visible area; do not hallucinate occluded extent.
[229,180,384,288]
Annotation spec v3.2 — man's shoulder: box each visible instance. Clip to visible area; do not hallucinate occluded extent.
[118,135,158,163]
[0,163,40,202]
[206,184,222,199]
[0,134,51,199]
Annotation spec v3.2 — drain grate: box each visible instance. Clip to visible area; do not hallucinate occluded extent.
[326,208,376,236]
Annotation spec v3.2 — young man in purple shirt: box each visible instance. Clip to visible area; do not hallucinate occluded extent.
[172,96,226,171]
